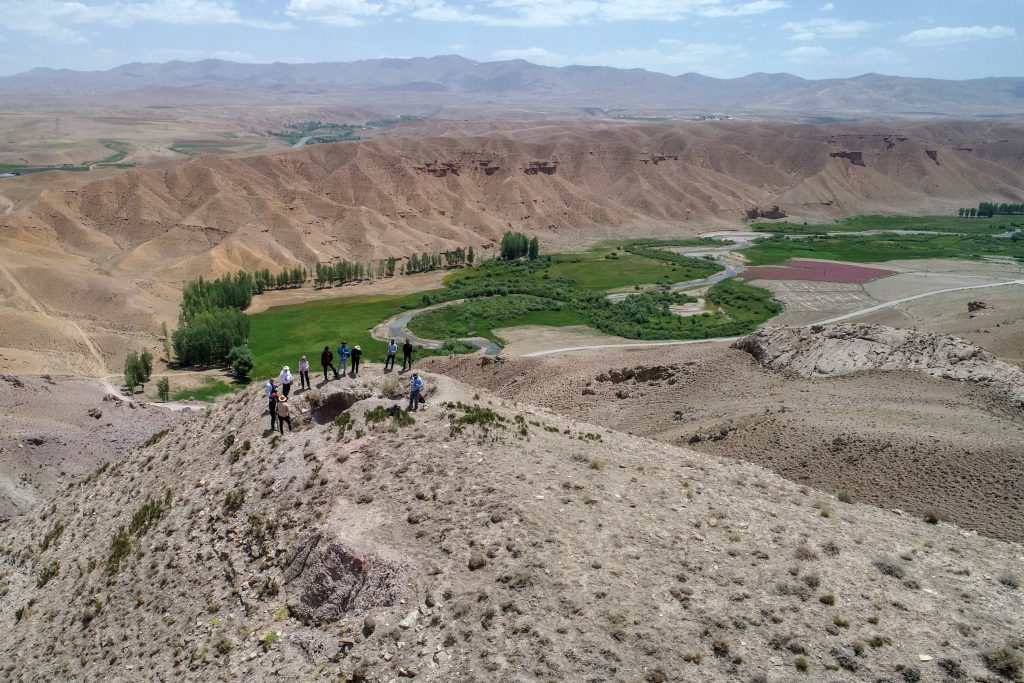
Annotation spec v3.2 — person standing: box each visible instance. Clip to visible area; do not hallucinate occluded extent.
[408,372,423,411]
[298,356,311,391]
[278,365,293,397]
[385,338,398,371]
[276,395,292,434]
[265,377,276,398]
[402,338,413,371]
[268,390,279,432]
[351,345,362,375]
[338,341,350,377]
[321,346,336,381]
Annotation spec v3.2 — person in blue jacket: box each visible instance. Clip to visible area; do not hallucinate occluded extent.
[408,372,424,411]
[337,340,350,377]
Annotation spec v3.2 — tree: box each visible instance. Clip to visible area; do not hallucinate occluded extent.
[467,246,475,266]
[528,236,540,260]
[500,231,530,260]
[161,321,172,361]
[124,352,140,394]
[156,377,170,402]
[227,344,255,380]
[138,350,153,388]
[386,257,396,277]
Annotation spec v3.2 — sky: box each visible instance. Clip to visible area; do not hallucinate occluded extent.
[0,0,1019,79]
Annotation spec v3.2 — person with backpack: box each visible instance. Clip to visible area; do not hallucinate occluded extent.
[408,372,423,411]
[278,365,293,397]
[338,341,350,377]
[402,338,414,371]
[351,345,362,375]
[265,377,276,398]
[321,346,336,382]
[298,355,311,391]
[268,390,279,432]
[385,338,398,371]
[276,395,292,434]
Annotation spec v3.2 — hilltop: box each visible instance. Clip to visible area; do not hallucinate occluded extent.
[1,369,1021,681]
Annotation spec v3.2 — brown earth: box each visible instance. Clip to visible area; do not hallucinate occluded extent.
[422,340,1024,543]
[1,369,1021,682]
[2,119,1023,374]
[0,374,190,522]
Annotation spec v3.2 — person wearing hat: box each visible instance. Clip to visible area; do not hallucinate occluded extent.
[350,344,362,375]
[298,355,311,391]
[278,365,293,397]
[408,372,423,411]
[276,394,292,434]
[267,389,279,432]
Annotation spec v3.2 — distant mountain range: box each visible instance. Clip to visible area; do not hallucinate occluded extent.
[2,56,1022,119]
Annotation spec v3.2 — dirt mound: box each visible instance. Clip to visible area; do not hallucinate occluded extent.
[734,323,1024,408]
[2,370,1022,681]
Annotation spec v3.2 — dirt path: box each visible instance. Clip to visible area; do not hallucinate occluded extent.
[0,192,13,214]
[99,373,204,412]
[0,260,106,375]
[523,279,1024,358]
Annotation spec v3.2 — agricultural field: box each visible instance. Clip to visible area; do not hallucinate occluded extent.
[743,232,1024,265]
[741,260,895,283]
[168,139,267,156]
[751,214,1023,235]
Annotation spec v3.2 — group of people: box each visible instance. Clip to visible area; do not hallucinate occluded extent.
[263,337,424,434]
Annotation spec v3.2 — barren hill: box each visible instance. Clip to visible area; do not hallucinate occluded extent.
[2,119,1023,374]
[1,370,1021,681]
[3,57,1024,118]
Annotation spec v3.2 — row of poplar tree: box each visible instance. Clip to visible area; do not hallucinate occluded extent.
[312,247,477,288]
[958,202,1024,218]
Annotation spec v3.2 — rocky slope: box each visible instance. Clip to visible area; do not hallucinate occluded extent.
[734,324,1024,409]
[1,369,1022,681]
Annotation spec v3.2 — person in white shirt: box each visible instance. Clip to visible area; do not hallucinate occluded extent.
[298,356,311,391]
[385,339,398,371]
[278,365,293,397]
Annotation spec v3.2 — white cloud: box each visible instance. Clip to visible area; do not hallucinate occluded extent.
[287,0,785,28]
[782,18,875,40]
[899,25,1016,47]
[0,1,290,42]
[819,2,833,10]
[699,1,786,18]
[143,48,260,62]
[491,47,570,66]
[783,45,829,61]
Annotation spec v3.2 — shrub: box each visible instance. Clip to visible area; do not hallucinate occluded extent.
[36,561,59,588]
[999,573,1020,589]
[156,377,170,402]
[381,376,400,397]
[923,509,941,524]
[873,557,905,579]
[794,655,808,672]
[819,594,835,606]
[983,647,1023,680]
[224,488,246,513]
[227,344,255,380]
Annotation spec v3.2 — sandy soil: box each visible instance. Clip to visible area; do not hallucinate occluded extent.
[0,374,191,522]
[246,271,450,314]
[424,344,1024,542]
[1,370,1021,681]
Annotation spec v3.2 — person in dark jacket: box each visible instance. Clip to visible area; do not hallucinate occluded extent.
[351,345,362,375]
[268,390,279,432]
[402,338,414,371]
[321,346,336,381]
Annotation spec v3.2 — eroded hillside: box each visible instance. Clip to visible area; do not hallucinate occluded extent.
[1,119,1023,374]
[1,370,1022,681]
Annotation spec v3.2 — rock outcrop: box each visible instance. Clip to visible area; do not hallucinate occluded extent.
[734,324,1024,408]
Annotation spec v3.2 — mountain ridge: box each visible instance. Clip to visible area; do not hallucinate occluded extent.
[3,56,1023,117]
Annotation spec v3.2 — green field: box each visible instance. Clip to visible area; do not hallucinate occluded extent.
[409,296,588,344]
[248,291,434,380]
[744,232,1024,266]
[751,214,1022,236]
[170,377,237,402]
[0,140,135,174]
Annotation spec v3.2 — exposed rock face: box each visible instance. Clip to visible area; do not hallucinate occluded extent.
[734,324,1024,408]
[829,150,865,166]
[285,531,407,625]
[745,205,787,220]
